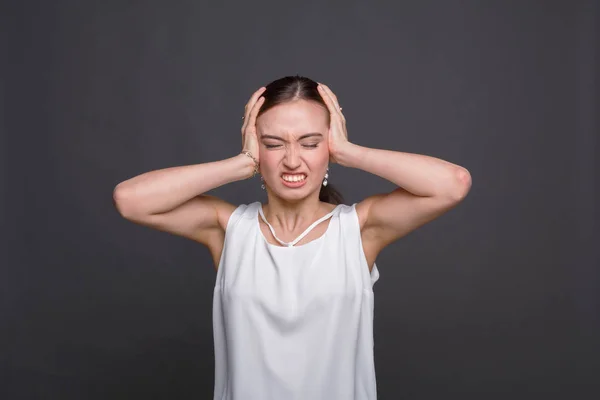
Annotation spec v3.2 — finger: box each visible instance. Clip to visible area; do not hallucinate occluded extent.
[320,84,342,114]
[246,96,265,131]
[318,84,345,123]
[317,84,338,115]
[321,84,340,105]
[242,87,266,133]
[245,86,266,112]
[242,87,266,124]
[321,84,347,124]
[241,96,264,149]
[319,84,341,114]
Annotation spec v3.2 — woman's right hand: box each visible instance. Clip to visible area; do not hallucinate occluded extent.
[241,86,266,162]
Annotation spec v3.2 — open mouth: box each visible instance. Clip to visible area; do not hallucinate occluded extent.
[281,173,307,183]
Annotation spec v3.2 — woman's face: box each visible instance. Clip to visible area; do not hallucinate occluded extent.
[256,99,330,202]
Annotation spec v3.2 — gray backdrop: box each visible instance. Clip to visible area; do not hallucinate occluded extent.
[2,1,599,399]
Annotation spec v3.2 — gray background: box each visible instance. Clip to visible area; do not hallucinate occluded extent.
[2,1,599,399]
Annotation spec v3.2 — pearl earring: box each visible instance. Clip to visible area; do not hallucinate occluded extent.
[323,167,329,187]
[260,175,266,190]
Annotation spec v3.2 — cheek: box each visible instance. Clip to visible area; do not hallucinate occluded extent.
[258,150,279,174]
[308,147,330,170]
[318,143,330,160]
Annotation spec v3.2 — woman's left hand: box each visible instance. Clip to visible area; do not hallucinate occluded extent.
[317,83,351,164]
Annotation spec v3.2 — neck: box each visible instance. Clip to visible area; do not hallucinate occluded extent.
[263,193,325,232]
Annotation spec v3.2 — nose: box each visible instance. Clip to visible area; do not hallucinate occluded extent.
[283,144,301,169]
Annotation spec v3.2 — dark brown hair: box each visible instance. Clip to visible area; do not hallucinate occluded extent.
[257,75,344,205]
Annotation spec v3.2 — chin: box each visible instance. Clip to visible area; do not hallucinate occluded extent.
[271,184,317,203]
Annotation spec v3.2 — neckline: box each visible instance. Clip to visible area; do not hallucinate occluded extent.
[256,202,342,249]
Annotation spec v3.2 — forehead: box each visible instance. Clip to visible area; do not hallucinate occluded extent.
[257,100,328,135]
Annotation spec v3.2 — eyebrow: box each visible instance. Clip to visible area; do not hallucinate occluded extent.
[260,133,323,141]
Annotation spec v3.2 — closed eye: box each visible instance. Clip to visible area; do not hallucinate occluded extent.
[263,142,320,149]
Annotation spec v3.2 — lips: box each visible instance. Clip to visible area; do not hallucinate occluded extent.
[281,173,307,183]
[280,173,308,188]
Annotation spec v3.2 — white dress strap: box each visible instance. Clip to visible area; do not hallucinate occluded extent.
[258,205,336,247]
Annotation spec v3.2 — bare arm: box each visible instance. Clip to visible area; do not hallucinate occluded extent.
[113,153,254,243]
[338,143,471,251]
[113,86,266,252]
[317,83,472,264]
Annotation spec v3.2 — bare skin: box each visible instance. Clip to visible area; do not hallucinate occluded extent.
[113,84,472,274]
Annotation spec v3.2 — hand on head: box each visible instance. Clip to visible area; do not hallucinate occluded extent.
[241,82,350,166]
[317,83,350,164]
[241,86,266,163]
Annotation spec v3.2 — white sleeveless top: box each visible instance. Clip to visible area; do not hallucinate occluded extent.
[212,202,380,400]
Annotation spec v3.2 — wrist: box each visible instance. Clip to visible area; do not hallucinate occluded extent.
[333,142,362,168]
[239,151,259,179]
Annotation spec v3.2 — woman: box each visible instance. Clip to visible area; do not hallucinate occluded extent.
[113,75,472,399]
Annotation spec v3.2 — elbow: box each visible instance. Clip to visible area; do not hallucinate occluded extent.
[451,167,472,202]
[113,184,139,219]
[443,167,471,203]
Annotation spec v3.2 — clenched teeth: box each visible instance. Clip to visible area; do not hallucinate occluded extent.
[282,174,306,182]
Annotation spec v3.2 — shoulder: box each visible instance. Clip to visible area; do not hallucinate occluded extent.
[354,194,387,231]
[205,200,259,270]
[333,202,367,230]
[218,201,260,231]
